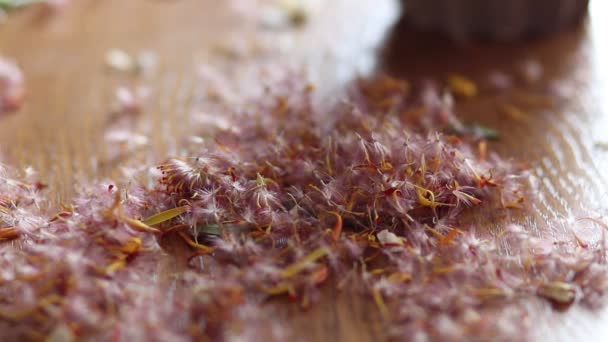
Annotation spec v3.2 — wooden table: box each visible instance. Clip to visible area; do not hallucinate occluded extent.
[1,0,608,340]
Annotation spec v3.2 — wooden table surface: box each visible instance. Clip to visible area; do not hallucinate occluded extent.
[2,0,608,340]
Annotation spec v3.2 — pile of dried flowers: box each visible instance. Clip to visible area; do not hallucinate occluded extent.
[1,73,607,341]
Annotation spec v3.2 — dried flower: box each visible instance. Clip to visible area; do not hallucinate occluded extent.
[0,55,24,114]
[487,70,513,91]
[112,86,149,117]
[520,59,543,84]
[105,49,135,73]
[537,281,579,306]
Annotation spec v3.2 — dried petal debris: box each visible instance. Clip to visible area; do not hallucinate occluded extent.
[0,55,25,114]
[0,74,607,341]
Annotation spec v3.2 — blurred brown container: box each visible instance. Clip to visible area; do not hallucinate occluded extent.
[404,0,589,41]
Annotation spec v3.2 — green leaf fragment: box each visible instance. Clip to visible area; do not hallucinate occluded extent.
[0,0,44,11]
[194,223,252,236]
[469,124,500,140]
[449,123,500,141]
[143,205,189,226]
[196,224,221,236]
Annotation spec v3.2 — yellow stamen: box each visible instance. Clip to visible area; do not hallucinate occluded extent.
[448,74,477,98]
[280,247,328,279]
[372,287,390,319]
[178,232,214,253]
[123,217,161,233]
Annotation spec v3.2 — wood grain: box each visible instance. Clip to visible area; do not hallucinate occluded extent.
[1,0,608,340]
